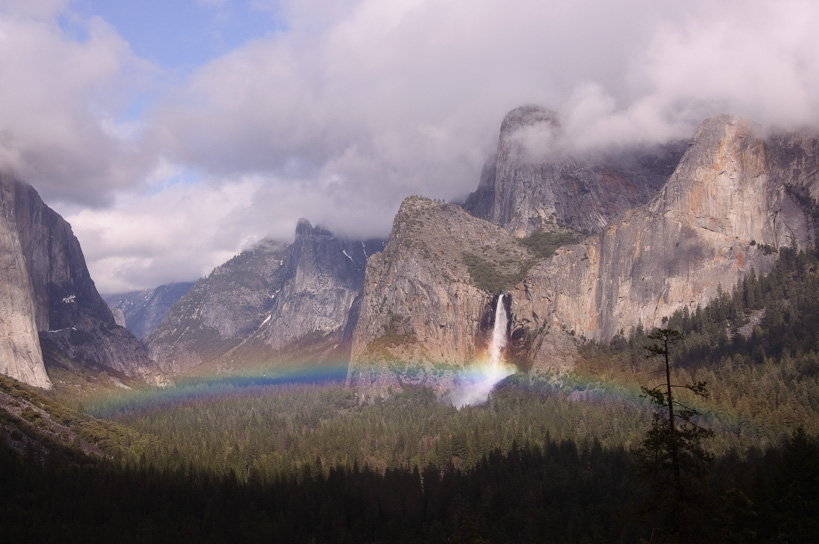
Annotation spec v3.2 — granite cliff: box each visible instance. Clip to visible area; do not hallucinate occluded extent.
[146,221,384,374]
[145,238,292,373]
[0,174,47,388]
[510,116,819,371]
[348,196,534,395]
[464,105,686,236]
[220,220,385,368]
[0,173,164,388]
[349,114,819,393]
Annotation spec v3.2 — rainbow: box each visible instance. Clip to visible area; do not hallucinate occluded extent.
[85,363,348,418]
[82,358,788,455]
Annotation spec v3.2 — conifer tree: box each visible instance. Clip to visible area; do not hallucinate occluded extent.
[637,328,714,542]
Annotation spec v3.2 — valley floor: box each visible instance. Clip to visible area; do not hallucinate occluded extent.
[3,246,819,542]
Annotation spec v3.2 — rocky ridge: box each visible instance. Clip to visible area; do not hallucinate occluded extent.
[220,220,385,368]
[509,116,819,371]
[348,196,534,396]
[146,221,385,374]
[145,238,291,374]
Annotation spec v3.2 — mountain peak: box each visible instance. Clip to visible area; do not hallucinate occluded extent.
[295,218,336,240]
[465,104,686,236]
[499,104,561,137]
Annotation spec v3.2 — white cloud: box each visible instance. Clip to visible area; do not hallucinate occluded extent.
[0,5,156,205]
[66,164,266,293]
[564,0,819,148]
[0,0,68,20]
[66,159,401,293]
[4,0,819,291]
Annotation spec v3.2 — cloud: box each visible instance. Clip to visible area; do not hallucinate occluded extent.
[66,159,403,293]
[66,162,266,293]
[507,122,562,164]
[4,0,819,291]
[151,0,819,214]
[0,5,156,205]
[645,1,819,127]
[0,0,68,20]
[145,0,667,235]
[563,1,819,148]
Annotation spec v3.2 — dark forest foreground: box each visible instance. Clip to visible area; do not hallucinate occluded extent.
[3,246,819,542]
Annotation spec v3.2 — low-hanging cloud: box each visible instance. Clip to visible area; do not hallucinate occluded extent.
[3,0,819,291]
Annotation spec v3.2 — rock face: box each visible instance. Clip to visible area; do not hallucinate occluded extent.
[350,115,819,387]
[104,282,194,341]
[0,173,164,388]
[257,220,384,354]
[348,196,534,394]
[145,238,292,373]
[0,175,48,388]
[508,116,819,371]
[146,221,385,374]
[464,105,686,236]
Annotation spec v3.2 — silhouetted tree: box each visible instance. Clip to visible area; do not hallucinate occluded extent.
[637,329,714,542]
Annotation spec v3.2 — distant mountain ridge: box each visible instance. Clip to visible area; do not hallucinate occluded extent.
[145,221,385,374]
[104,282,194,342]
[144,237,292,374]
[3,107,818,397]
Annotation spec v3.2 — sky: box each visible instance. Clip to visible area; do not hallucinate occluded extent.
[1,0,819,293]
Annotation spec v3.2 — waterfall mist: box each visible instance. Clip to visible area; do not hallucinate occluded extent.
[451,295,516,408]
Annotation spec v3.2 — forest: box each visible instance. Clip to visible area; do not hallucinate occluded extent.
[2,244,819,542]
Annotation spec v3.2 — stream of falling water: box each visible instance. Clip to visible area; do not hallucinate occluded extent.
[488,294,508,370]
[452,294,515,408]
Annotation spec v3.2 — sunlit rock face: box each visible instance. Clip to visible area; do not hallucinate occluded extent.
[464,104,687,236]
[0,173,164,388]
[0,174,48,388]
[146,220,384,374]
[510,116,819,372]
[146,237,293,373]
[348,196,533,399]
[351,114,819,389]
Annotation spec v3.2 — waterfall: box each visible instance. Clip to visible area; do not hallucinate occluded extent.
[451,293,514,408]
[488,294,507,368]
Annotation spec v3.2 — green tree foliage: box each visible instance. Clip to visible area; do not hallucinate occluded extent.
[761,427,819,542]
[461,227,579,293]
[516,227,580,259]
[7,237,819,541]
[462,251,532,293]
[578,245,819,440]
